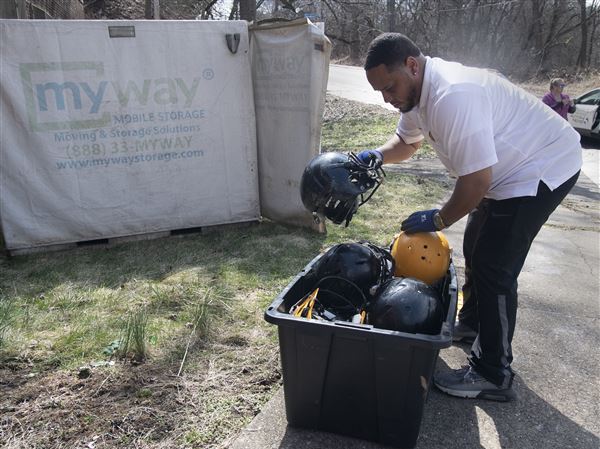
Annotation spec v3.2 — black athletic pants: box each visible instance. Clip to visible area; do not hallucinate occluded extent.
[458,171,580,387]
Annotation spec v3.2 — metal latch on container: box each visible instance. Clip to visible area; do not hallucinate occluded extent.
[226,33,240,54]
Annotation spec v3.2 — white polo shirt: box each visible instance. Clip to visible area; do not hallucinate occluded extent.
[396,57,582,200]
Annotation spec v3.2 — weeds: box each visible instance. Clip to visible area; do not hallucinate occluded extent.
[0,293,15,347]
[117,306,150,362]
[177,289,214,376]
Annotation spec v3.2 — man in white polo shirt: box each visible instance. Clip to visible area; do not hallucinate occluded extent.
[358,33,582,402]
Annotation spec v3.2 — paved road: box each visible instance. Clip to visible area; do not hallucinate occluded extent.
[229,65,600,449]
[327,64,396,111]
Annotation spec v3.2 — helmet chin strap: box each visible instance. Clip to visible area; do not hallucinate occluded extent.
[345,151,386,218]
[339,200,358,227]
[358,180,382,207]
[348,152,385,207]
[359,241,396,293]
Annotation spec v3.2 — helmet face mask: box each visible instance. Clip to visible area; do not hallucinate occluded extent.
[301,152,385,226]
[304,242,395,320]
[322,196,359,226]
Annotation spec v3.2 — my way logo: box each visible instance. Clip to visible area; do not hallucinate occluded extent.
[20,61,213,132]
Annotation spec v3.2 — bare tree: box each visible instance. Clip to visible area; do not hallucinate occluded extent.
[250,0,598,78]
[387,0,395,32]
[229,0,239,20]
[588,0,600,66]
[576,0,589,67]
[0,0,18,18]
[240,0,257,21]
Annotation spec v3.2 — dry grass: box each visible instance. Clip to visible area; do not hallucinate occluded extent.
[517,71,600,98]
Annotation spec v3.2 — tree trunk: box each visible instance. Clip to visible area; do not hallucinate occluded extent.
[525,0,545,51]
[387,0,396,32]
[576,0,588,67]
[588,3,599,66]
[239,0,256,22]
[349,5,361,63]
[0,0,17,18]
[229,0,239,20]
[16,0,26,18]
[153,0,160,19]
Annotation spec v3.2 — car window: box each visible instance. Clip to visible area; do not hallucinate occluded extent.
[577,89,600,106]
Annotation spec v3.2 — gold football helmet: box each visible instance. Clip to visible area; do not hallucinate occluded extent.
[390,231,451,285]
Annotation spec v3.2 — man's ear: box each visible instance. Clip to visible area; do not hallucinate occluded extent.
[405,56,419,76]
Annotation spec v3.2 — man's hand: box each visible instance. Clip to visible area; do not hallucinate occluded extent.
[401,209,441,234]
[356,149,383,165]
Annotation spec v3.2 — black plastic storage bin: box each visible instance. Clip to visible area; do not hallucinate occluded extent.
[265,253,458,449]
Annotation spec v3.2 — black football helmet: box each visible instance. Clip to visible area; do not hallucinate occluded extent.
[369,277,444,335]
[305,242,395,320]
[300,152,385,226]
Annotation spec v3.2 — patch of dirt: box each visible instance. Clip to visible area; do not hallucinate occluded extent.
[0,332,281,448]
[323,95,395,123]
[1,361,179,447]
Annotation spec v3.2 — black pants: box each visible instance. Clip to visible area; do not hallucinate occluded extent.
[458,171,580,387]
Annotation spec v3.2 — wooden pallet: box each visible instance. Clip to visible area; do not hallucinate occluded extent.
[4,220,259,257]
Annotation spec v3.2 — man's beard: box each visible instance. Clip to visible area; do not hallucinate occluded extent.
[398,84,418,113]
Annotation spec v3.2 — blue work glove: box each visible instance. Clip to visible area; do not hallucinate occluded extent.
[401,209,440,234]
[356,149,383,165]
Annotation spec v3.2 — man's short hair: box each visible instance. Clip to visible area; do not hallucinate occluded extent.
[364,33,422,71]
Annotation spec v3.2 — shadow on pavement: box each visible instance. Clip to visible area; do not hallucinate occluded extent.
[415,351,600,449]
[270,351,599,449]
[568,182,599,202]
